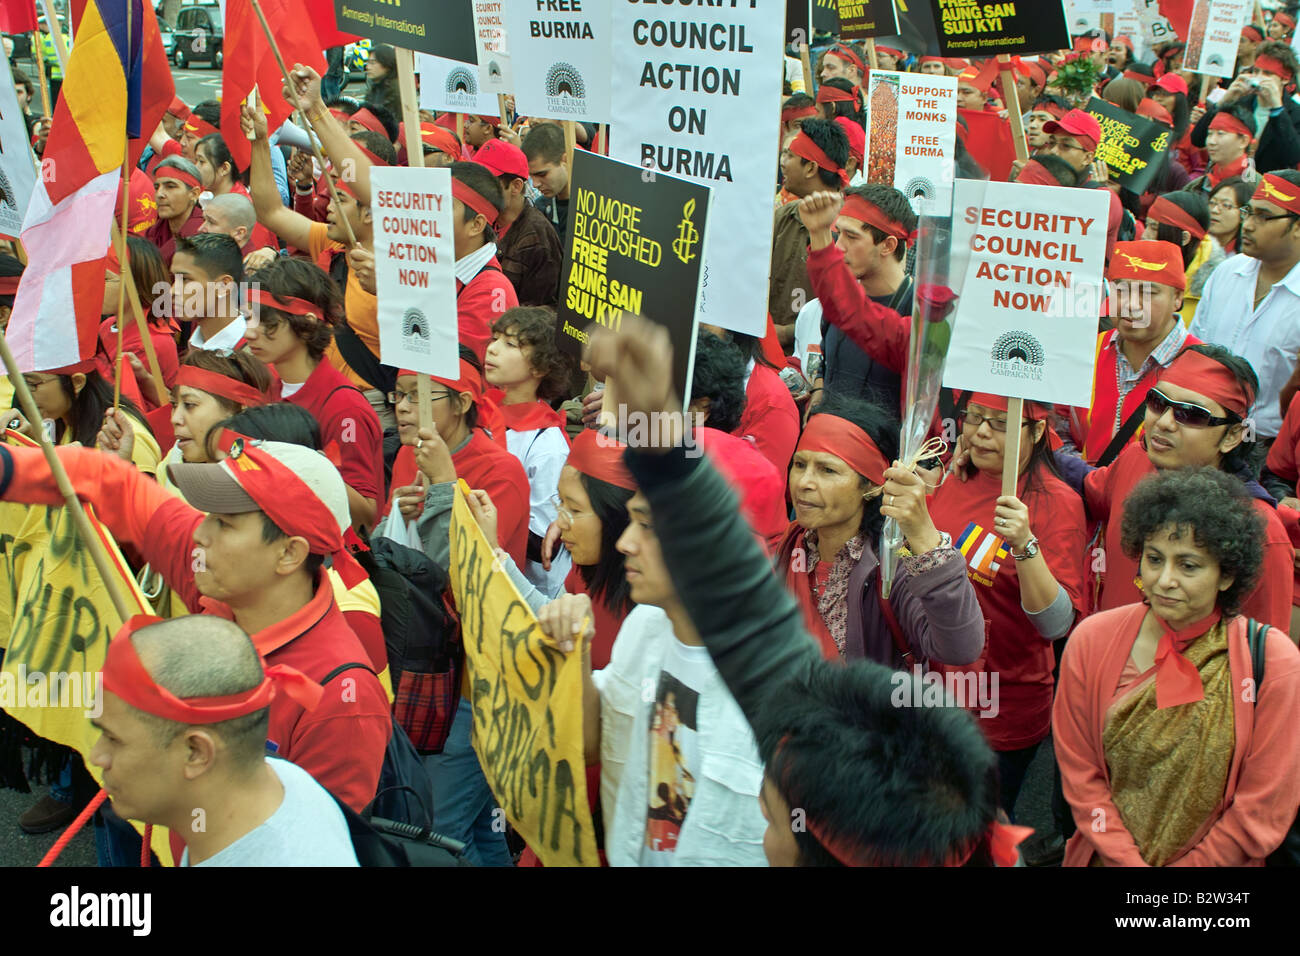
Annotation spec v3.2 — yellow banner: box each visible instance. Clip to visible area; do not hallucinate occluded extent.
[448,482,598,867]
[0,433,176,865]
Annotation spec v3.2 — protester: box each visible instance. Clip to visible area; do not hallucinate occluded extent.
[1142,191,1224,324]
[1037,109,1125,255]
[474,139,563,307]
[146,157,206,266]
[1185,104,1257,195]
[1206,176,1253,254]
[1192,41,1300,174]
[193,134,278,253]
[1190,171,1300,441]
[522,123,574,248]
[1054,467,1300,866]
[362,43,403,118]
[816,77,864,127]
[703,326,799,473]
[91,616,359,866]
[819,42,865,88]
[97,237,180,407]
[1025,94,1070,149]
[780,92,818,146]
[199,192,259,252]
[171,233,248,352]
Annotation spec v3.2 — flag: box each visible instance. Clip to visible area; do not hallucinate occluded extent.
[222,0,327,173]
[0,0,38,35]
[129,1,175,169]
[1158,0,1194,41]
[8,0,143,372]
[959,108,1018,182]
[304,0,359,49]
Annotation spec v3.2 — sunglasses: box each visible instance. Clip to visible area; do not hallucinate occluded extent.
[1145,387,1241,428]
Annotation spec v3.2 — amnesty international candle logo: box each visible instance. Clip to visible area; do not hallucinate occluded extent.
[990,330,1045,382]
[673,199,701,265]
[403,307,432,356]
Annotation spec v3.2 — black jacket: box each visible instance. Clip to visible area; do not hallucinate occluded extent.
[1192,95,1300,174]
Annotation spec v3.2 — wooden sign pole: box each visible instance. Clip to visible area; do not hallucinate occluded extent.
[31,32,51,116]
[998,54,1030,162]
[865,38,879,72]
[1001,396,1024,497]
[563,119,577,175]
[800,42,814,94]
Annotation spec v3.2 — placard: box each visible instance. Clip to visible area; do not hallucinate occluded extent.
[1083,96,1171,195]
[0,42,36,238]
[1183,0,1253,77]
[474,0,513,93]
[333,0,478,62]
[863,69,957,213]
[556,149,710,404]
[930,0,1071,56]
[609,0,783,336]
[417,53,502,118]
[1128,0,1180,47]
[372,166,458,379]
[836,0,901,40]
[942,179,1109,406]
[504,0,611,122]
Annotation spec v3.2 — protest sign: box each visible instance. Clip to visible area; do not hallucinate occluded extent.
[1083,96,1172,195]
[0,43,36,238]
[942,180,1110,407]
[835,0,901,39]
[557,149,710,404]
[609,0,782,336]
[474,0,513,93]
[1127,0,1180,47]
[503,0,611,123]
[1183,0,1253,77]
[449,483,598,868]
[930,0,1071,56]
[333,0,478,61]
[864,70,958,213]
[417,53,502,118]
[371,166,458,380]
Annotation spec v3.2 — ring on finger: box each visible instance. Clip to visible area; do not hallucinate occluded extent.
[417,439,423,449]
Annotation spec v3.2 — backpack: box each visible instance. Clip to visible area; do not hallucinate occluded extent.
[1245,618,1300,866]
[351,537,463,755]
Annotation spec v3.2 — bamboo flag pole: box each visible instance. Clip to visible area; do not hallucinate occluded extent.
[112,0,134,411]
[248,0,358,248]
[395,47,435,436]
[31,31,51,117]
[997,54,1030,163]
[113,220,169,405]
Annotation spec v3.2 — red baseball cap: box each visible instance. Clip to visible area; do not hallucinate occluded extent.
[472,138,530,181]
[1154,73,1189,96]
[1042,109,1102,151]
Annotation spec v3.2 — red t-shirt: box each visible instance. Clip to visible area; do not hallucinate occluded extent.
[97,315,180,409]
[143,201,205,266]
[928,466,1089,751]
[457,258,518,361]
[735,363,799,473]
[271,361,384,505]
[1085,443,1293,631]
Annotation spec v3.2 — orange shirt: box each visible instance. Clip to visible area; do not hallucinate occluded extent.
[307,222,379,391]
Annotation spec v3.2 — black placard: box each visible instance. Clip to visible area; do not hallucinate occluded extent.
[836,0,901,40]
[929,0,1070,57]
[556,151,711,405]
[1083,97,1173,196]
[332,0,477,62]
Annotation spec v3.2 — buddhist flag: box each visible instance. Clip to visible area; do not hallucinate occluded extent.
[7,0,148,373]
[221,0,327,173]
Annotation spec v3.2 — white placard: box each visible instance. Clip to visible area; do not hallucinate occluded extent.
[372,166,458,379]
[609,0,783,336]
[504,0,611,123]
[474,0,514,94]
[1184,0,1253,77]
[942,180,1110,407]
[1129,0,1180,47]
[863,70,957,216]
[417,53,502,118]
[1113,7,1150,60]
[0,42,37,239]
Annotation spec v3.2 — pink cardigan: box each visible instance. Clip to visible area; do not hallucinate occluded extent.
[1053,604,1300,866]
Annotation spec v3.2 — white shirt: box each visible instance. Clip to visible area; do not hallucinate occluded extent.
[188,314,248,352]
[504,423,572,598]
[793,298,825,380]
[1189,253,1300,438]
[454,241,499,285]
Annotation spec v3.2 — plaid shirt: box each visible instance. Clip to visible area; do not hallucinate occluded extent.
[496,202,563,307]
[1109,320,1190,431]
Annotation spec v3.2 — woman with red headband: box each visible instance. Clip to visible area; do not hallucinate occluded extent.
[776,392,984,669]
[1054,467,1300,866]
[932,394,1089,817]
[96,236,180,412]
[1142,190,1225,324]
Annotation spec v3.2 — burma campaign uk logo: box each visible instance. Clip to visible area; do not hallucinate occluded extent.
[544,62,588,115]
[990,330,1044,382]
[445,67,478,110]
[403,307,431,356]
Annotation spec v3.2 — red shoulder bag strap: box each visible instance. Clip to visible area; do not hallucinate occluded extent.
[877,578,915,668]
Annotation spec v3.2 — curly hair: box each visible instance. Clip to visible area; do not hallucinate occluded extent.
[690,331,747,434]
[247,257,342,362]
[490,306,573,403]
[1119,467,1265,617]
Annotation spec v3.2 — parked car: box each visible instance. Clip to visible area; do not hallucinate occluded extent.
[172,2,222,69]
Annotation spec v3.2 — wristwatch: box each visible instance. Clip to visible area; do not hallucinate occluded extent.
[1012,535,1039,561]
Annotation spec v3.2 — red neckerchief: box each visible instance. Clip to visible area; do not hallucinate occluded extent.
[200,574,335,659]
[1208,154,1249,189]
[498,399,567,435]
[1151,608,1220,709]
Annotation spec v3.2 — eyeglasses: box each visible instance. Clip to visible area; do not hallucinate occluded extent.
[1047,137,1087,154]
[387,389,452,406]
[1145,387,1241,427]
[549,493,588,525]
[1243,206,1298,224]
[1208,198,1242,212]
[958,410,1030,434]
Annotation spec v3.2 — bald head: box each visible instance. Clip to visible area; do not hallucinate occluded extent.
[200,193,256,248]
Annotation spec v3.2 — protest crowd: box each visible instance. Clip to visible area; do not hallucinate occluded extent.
[1,0,1300,874]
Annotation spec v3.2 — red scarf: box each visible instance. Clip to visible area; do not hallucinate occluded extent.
[1208,154,1249,189]
[1152,608,1220,709]
[493,395,569,436]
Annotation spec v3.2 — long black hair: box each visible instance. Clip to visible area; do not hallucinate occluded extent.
[575,474,635,618]
[1150,190,1209,267]
[58,369,150,447]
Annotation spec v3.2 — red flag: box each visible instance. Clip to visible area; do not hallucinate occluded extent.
[222,0,327,172]
[304,0,359,48]
[0,0,38,35]
[1158,1,1194,41]
[129,2,174,169]
[958,109,1018,182]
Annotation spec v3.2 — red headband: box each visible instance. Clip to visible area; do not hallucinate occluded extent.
[1136,97,1174,127]
[876,46,903,59]
[183,116,219,140]
[797,413,888,485]
[399,360,506,442]
[828,44,865,74]
[350,107,386,137]
[968,392,1052,421]
[1243,25,1265,42]
[1034,99,1068,120]
[249,288,323,321]
[154,166,200,190]
[452,179,499,226]
[1209,110,1253,138]
[789,131,848,188]
[567,429,637,490]
[840,194,915,245]
[816,84,859,104]
[1254,173,1300,215]
[176,366,269,409]
[1159,349,1253,418]
[919,55,945,65]
[1277,13,1296,29]
[782,105,818,124]
[356,144,389,168]
[1148,196,1206,239]
[1254,54,1293,82]
[421,122,460,157]
[104,615,322,722]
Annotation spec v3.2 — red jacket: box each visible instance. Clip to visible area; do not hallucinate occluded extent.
[0,445,391,812]
[457,257,518,361]
[735,363,799,473]
[97,315,180,411]
[143,201,205,266]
